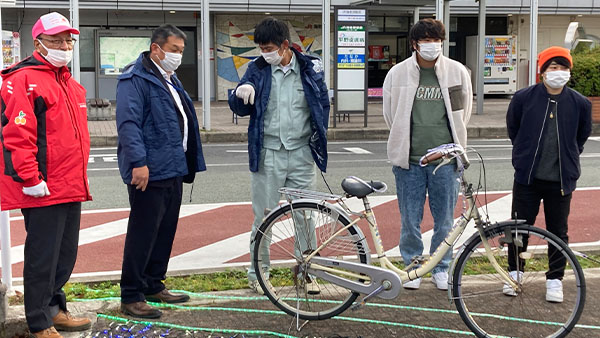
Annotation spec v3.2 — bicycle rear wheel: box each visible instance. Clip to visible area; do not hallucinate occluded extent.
[253,201,369,320]
[452,224,585,338]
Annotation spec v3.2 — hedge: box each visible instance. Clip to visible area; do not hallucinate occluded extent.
[570,47,600,97]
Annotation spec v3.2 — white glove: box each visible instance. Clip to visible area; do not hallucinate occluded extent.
[22,181,50,198]
[235,84,255,105]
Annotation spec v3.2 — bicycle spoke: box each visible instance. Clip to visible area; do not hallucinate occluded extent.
[253,202,369,320]
[453,225,585,338]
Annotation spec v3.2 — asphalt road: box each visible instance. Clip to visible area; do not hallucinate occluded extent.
[85,138,600,210]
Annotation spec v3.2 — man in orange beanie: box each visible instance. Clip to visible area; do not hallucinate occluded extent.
[505,46,591,302]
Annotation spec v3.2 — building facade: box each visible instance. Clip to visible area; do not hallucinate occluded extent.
[1,0,598,101]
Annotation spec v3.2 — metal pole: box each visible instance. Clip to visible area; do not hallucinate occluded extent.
[0,210,11,291]
[70,0,80,82]
[436,0,443,21]
[322,0,331,89]
[196,12,202,101]
[443,0,450,57]
[476,0,486,115]
[201,0,211,130]
[413,7,419,24]
[529,0,538,86]
[0,1,12,292]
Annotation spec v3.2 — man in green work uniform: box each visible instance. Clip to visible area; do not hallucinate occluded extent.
[228,17,330,294]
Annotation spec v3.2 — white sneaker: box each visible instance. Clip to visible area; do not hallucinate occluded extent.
[546,279,563,303]
[502,270,523,297]
[248,280,264,295]
[403,278,422,290]
[431,272,449,290]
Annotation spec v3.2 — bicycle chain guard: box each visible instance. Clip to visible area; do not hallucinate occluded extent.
[307,257,402,300]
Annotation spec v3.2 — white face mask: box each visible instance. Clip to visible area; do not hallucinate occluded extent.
[544,70,571,89]
[417,42,442,62]
[261,49,283,65]
[157,45,183,72]
[37,39,73,67]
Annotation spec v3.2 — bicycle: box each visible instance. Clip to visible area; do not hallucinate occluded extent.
[251,143,586,338]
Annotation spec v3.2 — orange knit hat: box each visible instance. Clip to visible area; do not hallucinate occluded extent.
[538,46,573,73]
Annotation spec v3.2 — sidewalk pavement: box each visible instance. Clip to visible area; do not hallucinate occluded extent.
[90,97,588,146]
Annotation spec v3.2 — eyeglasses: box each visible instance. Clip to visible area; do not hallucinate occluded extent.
[39,38,77,47]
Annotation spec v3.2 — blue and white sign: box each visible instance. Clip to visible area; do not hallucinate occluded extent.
[337,48,365,69]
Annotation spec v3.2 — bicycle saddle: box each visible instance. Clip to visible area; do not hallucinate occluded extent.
[341,176,387,198]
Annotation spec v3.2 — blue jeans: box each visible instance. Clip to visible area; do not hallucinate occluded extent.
[393,163,459,274]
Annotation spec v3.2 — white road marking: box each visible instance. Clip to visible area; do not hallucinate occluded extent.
[0,203,234,267]
[167,195,396,271]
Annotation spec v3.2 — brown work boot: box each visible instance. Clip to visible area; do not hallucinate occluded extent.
[30,326,63,338]
[52,310,92,331]
[145,289,190,304]
[120,301,162,319]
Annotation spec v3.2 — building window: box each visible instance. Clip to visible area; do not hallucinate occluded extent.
[79,27,95,71]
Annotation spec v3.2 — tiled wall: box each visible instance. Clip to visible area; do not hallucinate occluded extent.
[215,14,322,100]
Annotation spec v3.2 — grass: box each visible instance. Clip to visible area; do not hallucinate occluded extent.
[7,255,599,306]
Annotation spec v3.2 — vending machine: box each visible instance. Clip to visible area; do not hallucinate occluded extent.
[2,31,20,69]
[466,35,518,94]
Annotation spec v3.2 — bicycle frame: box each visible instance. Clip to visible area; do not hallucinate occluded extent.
[301,173,520,293]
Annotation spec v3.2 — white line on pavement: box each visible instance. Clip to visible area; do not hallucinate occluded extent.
[0,203,233,267]
[167,195,397,271]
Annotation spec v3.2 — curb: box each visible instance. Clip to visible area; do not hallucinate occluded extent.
[90,126,517,147]
[90,125,600,146]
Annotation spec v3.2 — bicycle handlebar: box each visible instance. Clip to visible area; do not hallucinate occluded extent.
[420,151,444,165]
[419,143,470,169]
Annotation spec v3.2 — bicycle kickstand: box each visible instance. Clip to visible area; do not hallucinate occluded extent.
[350,280,392,311]
[290,292,309,332]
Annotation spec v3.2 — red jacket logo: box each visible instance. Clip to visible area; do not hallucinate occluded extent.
[14,111,26,125]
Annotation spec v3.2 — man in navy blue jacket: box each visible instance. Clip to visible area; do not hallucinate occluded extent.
[116,24,206,318]
[228,17,329,294]
[505,46,591,303]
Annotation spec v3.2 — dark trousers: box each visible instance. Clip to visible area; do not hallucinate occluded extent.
[120,177,183,303]
[22,202,81,332]
[509,179,571,280]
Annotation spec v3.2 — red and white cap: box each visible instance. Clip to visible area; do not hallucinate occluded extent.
[32,12,80,40]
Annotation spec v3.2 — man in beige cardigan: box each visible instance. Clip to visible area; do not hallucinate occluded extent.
[382,18,472,291]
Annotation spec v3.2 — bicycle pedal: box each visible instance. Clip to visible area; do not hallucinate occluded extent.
[350,301,364,311]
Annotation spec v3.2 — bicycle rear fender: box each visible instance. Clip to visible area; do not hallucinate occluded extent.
[266,198,372,265]
[447,219,529,303]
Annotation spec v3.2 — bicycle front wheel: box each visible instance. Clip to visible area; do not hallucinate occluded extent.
[452,224,585,338]
[253,201,369,320]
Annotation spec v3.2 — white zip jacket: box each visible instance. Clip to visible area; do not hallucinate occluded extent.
[383,52,472,169]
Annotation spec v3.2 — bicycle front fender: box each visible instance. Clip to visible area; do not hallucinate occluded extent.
[447,219,529,303]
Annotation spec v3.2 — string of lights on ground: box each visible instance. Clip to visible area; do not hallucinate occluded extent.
[74,289,600,338]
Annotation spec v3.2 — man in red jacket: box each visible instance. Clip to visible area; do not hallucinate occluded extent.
[0,12,92,338]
